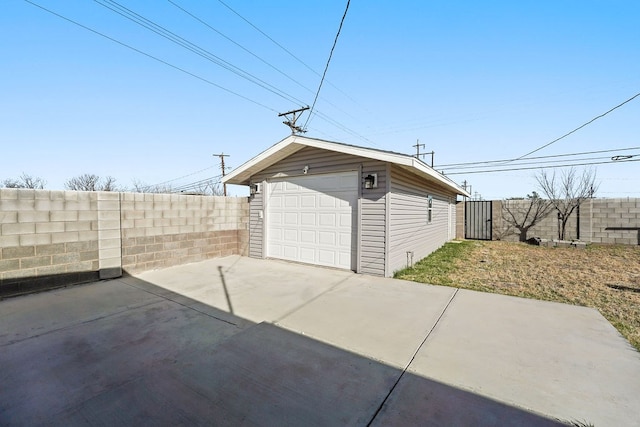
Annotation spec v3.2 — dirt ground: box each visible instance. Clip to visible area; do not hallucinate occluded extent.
[399,241,640,351]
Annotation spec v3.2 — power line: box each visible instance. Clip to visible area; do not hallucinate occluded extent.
[169,0,366,130]
[27,0,379,148]
[95,0,305,106]
[442,154,638,172]
[444,157,640,175]
[303,0,350,131]
[171,175,223,192]
[213,0,359,105]
[150,165,217,187]
[511,91,640,162]
[436,146,640,169]
[168,0,315,97]
[24,0,278,112]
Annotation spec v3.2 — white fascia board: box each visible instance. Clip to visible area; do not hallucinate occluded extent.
[408,159,471,197]
[222,135,302,185]
[223,134,470,196]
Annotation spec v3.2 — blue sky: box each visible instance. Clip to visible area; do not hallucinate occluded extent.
[2,1,638,198]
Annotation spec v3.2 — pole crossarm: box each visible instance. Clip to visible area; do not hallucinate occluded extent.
[278,106,309,134]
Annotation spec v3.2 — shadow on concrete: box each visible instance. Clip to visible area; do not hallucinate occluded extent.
[217,265,234,314]
[0,271,99,300]
[0,277,563,426]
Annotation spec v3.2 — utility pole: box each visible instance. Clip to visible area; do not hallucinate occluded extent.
[278,106,309,134]
[213,153,230,196]
[413,139,425,158]
[462,180,471,200]
[412,139,435,167]
[424,151,434,168]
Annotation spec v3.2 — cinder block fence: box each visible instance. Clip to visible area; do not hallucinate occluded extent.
[456,197,640,244]
[0,189,248,298]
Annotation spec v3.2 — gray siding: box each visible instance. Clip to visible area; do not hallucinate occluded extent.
[248,146,387,274]
[248,190,264,258]
[388,166,457,275]
[360,161,387,276]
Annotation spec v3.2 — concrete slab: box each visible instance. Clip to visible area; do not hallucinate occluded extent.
[136,255,354,323]
[371,374,563,426]
[0,280,163,346]
[405,288,640,426]
[0,281,244,425]
[2,255,640,426]
[276,273,457,368]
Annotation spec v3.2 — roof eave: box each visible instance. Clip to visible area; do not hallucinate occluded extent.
[223,135,470,197]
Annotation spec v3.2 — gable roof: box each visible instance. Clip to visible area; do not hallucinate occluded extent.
[222,135,470,197]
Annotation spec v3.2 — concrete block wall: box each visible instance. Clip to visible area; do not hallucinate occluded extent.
[0,189,101,296]
[1,189,250,297]
[590,198,640,245]
[120,193,249,274]
[495,199,583,242]
[488,198,638,244]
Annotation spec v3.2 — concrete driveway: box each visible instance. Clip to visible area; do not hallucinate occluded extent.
[1,255,639,426]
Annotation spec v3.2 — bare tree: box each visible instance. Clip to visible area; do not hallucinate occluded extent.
[501,192,554,242]
[65,174,119,191]
[130,179,173,194]
[536,167,598,240]
[3,173,46,189]
[192,180,224,196]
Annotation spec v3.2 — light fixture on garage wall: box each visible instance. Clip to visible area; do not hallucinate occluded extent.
[302,165,309,174]
[250,182,262,195]
[364,173,378,189]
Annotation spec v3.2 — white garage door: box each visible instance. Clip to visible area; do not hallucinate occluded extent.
[266,171,358,270]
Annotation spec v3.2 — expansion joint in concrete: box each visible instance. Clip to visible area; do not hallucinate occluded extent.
[366,288,460,426]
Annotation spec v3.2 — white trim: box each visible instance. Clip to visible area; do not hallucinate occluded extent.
[384,162,391,277]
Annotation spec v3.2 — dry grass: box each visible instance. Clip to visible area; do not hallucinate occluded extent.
[396,240,640,352]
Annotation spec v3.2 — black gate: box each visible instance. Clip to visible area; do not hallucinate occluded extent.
[465,201,492,240]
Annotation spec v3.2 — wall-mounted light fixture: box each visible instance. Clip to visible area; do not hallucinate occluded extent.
[303,165,309,174]
[364,173,378,189]
[250,182,262,195]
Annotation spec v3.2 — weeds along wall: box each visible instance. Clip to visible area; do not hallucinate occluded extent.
[0,189,249,298]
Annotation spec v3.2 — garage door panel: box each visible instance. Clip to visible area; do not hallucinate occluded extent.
[269,244,282,257]
[283,229,298,243]
[299,247,316,262]
[267,171,357,270]
[284,212,298,225]
[300,230,316,244]
[270,196,283,208]
[318,231,336,245]
[319,213,336,227]
[338,198,353,208]
[284,182,298,191]
[318,250,336,265]
[283,246,298,258]
[300,213,316,226]
[339,213,352,227]
[338,252,352,267]
[339,233,352,246]
[270,212,283,225]
[284,196,298,208]
[319,195,337,208]
[300,195,316,208]
[270,229,283,241]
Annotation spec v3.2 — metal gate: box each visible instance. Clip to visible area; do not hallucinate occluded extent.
[465,201,492,240]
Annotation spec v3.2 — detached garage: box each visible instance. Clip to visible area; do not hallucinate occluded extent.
[222,135,469,277]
